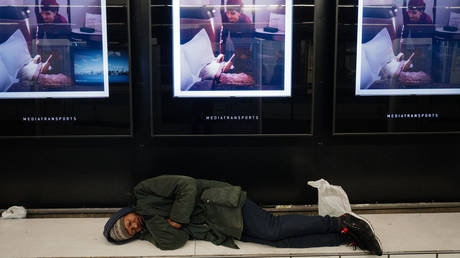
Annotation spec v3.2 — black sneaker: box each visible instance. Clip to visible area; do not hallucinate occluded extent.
[339,213,383,256]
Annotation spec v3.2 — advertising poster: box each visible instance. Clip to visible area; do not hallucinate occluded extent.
[0,0,109,99]
[356,0,460,96]
[173,0,293,97]
[0,0,131,137]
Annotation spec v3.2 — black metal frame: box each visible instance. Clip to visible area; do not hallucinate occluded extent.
[332,0,460,136]
[148,0,315,137]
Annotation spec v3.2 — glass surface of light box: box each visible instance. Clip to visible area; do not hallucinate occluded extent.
[334,0,460,134]
[0,0,109,99]
[0,0,131,137]
[151,0,314,135]
[355,0,460,96]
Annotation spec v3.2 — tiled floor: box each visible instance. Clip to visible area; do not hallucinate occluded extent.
[0,213,460,258]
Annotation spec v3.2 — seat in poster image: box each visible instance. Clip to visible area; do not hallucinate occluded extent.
[0,0,109,99]
[356,0,460,96]
[173,0,292,97]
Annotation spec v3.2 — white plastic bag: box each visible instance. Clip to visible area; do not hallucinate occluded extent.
[1,206,27,219]
[307,179,352,217]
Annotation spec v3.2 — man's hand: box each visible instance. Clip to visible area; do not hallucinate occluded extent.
[222,54,235,73]
[40,54,54,74]
[167,219,182,229]
[216,54,225,63]
[402,52,415,72]
[215,53,234,73]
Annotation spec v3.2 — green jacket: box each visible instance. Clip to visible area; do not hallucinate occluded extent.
[133,175,247,250]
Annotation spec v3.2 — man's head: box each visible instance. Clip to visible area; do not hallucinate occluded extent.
[123,212,144,236]
[103,207,143,244]
[407,0,426,23]
[225,0,243,23]
[40,0,59,23]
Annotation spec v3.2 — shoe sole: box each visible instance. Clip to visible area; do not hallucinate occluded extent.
[349,212,383,256]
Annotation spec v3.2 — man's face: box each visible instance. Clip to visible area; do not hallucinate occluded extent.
[123,212,143,236]
[407,9,423,22]
[225,9,241,23]
[40,10,56,23]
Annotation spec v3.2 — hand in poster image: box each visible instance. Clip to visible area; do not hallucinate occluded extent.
[199,53,255,86]
[359,26,434,93]
[0,30,72,93]
[380,51,431,85]
[20,53,72,88]
[199,54,234,80]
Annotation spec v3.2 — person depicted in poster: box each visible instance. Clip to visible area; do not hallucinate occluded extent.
[191,0,256,88]
[398,0,434,76]
[401,0,433,39]
[35,0,72,76]
[36,0,71,40]
[103,175,383,256]
[220,0,255,74]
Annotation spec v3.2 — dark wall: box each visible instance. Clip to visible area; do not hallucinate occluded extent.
[1,0,460,209]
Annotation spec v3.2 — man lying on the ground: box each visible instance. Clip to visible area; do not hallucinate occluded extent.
[104,175,383,256]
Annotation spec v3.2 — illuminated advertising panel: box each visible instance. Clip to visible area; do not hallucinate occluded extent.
[0,0,109,99]
[172,0,293,97]
[356,0,460,96]
[0,0,131,137]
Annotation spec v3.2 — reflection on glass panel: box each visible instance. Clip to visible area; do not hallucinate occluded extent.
[0,0,131,136]
[151,0,313,135]
[334,0,460,134]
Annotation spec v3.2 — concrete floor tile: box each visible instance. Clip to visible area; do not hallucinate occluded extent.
[438,254,460,258]
[363,213,460,253]
[0,218,194,258]
[195,240,289,256]
[288,245,358,256]
[340,256,386,258]
[296,256,340,258]
[1,213,460,257]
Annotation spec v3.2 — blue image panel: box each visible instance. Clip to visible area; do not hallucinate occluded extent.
[74,49,129,84]
[74,49,104,85]
[108,50,129,83]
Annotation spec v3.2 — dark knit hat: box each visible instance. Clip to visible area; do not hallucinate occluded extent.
[41,0,59,12]
[110,217,132,241]
[408,0,426,11]
[103,207,136,244]
[226,0,243,12]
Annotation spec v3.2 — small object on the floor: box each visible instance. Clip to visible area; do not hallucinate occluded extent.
[1,206,27,219]
[308,179,352,217]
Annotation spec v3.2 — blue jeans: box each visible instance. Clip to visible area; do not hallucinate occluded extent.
[240,199,342,248]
